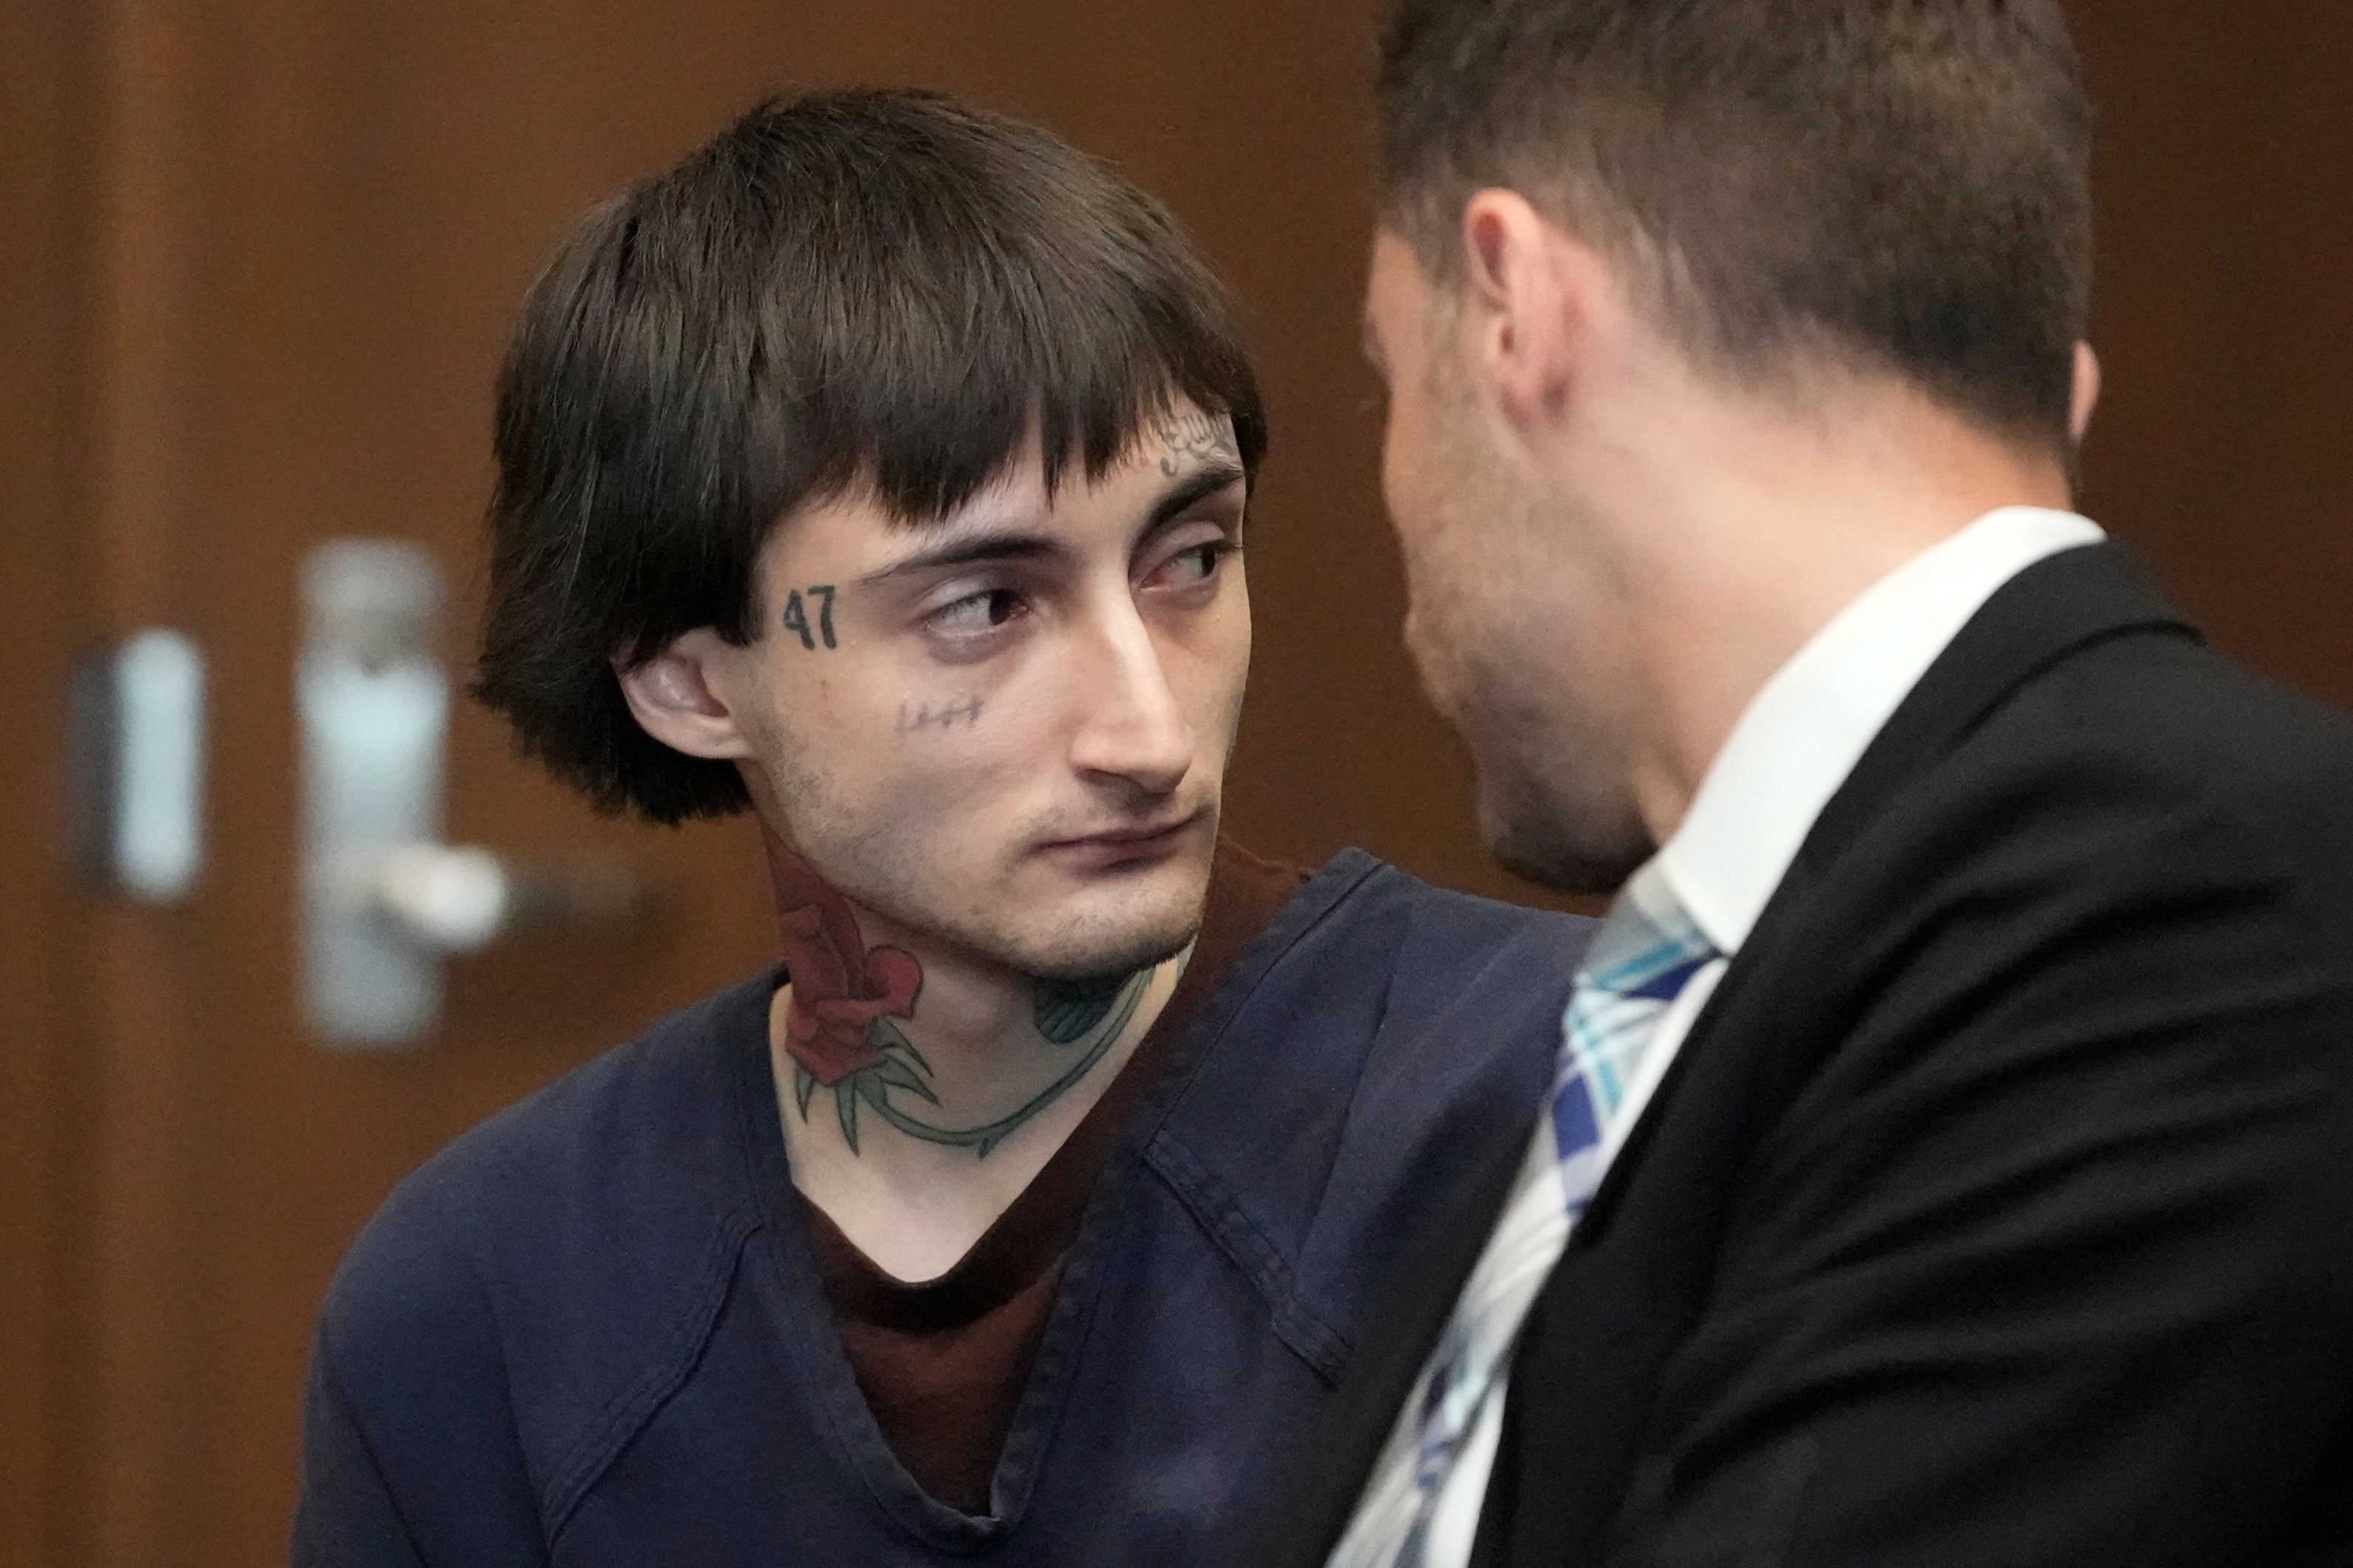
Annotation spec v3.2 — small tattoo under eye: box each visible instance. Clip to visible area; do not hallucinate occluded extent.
[897,696,983,735]
[782,584,838,651]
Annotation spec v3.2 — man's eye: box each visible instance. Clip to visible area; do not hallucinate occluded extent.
[930,588,1025,635]
[1154,542,1233,587]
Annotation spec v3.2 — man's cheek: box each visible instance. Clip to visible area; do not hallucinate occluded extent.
[891,714,1059,849]
[1199,666,1248,784]
[1216,612,1253,745]
[1400,599,1454,708]
[1379,413,1421,534]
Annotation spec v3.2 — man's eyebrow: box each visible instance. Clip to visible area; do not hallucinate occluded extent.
[857,460,1246,585]
[1143,459,1249,536]
[858,528,1067,584]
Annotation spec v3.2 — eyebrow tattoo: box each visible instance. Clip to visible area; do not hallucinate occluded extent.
[1157,409,1240,476]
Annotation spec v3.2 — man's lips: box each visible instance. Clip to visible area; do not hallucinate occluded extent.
[1036,809,1207,858]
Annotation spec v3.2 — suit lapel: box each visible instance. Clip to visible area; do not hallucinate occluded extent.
[1577,540,2197,1242]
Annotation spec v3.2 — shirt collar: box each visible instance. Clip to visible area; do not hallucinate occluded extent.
[1656,505,2106,956]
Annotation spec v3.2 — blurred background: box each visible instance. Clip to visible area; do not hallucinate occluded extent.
[1,1,2346,1561]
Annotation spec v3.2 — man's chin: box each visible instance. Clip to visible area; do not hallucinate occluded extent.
[1024,921,1198,985]
[1004,897,1203,983]
[987,837,1214,981]
[1480,775,1651,898]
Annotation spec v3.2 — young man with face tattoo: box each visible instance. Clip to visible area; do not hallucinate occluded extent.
[289,90,1594,1567]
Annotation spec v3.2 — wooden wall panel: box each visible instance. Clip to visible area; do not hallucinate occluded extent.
[2072,0,2353,712]
[0,2,92,1562]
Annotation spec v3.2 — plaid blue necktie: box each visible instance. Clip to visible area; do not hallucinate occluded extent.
[1549,864,1718,1221]
[1331,861,1719,1568]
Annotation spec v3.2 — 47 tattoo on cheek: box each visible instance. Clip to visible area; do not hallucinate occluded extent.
[781,584,838,650]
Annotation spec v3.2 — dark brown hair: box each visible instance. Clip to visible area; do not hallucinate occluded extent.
[1377,0,2093,449]
[475,89,1266,824]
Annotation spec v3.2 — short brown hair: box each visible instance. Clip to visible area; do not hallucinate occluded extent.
[475,89,1266,824]
[1377,0,2093,449]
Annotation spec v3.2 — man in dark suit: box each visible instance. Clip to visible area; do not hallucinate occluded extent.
[1275,1,2353,1564]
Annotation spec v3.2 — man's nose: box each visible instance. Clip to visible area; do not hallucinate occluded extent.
[1067,599,1193,798]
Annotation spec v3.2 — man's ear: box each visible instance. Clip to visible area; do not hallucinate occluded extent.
[2069,340,2102,445]
[614,628,756,760]
[1459,188,1599,430]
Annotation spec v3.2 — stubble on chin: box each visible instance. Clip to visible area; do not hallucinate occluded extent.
[833,812,1213,983]
[1482,768,1651,897]
[1447,640,1653,898]
[934,862,1205,984]
[1400,462,1653,894]
[1019,892,1202,981]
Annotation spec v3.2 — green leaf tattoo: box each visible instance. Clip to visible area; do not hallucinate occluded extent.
[836,1077,861,1153]
[1033,972,1129,1043]
[795,943,1195,1160]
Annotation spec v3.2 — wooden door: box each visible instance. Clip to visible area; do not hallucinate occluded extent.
[7,7,794,1564]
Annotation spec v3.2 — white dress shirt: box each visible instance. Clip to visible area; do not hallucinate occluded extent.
[1405,505,2106,1567]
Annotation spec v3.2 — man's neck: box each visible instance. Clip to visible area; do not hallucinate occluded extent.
[759,830,1188,1280]
[1592,373,2078,847]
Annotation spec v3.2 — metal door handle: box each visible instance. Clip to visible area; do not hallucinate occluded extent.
[368,843,652,953]
[73,628,207,905]
[299,540,652,1048]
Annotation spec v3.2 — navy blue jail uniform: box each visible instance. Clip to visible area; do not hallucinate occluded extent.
[292,851,1593,1566]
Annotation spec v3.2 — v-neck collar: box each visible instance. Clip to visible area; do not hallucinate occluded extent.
[723,849,1386,1548]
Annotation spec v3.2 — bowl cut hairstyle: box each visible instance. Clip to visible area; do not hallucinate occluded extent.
[1377,0,2094,453]
[475,89,1267,825]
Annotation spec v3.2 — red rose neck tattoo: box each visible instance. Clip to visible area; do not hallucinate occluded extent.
[761,832,1176,1160]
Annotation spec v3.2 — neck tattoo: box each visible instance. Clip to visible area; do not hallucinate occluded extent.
[766,838,1188,1160]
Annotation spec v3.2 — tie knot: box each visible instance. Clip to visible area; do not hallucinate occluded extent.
[1578,860,1717,1004]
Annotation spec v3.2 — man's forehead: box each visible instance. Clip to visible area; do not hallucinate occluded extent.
[920,405,1234,525]
[782,400,1208,529]
[808,412,1244,581]
[913,398,1237,519]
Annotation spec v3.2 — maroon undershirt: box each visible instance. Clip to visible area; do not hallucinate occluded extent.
[795,838,1310,1513]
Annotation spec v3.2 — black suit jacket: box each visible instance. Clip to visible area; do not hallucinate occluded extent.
[1269,543,2353,1568]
